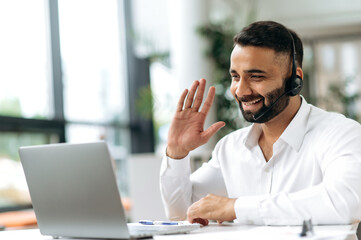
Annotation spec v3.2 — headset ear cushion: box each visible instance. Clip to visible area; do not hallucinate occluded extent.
[289,76,303,96]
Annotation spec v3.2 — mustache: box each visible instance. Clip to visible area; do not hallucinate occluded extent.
[235,94,264,103]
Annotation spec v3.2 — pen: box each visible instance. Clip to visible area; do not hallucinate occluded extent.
[139,220,180,225]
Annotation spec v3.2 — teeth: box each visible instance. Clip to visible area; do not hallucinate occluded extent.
[243,98,261,106]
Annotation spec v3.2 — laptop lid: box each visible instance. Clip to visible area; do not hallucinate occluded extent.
[19,141,130,239]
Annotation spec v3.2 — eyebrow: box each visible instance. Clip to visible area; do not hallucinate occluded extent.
[229,69,267,74]
[229,69,238,74]
[244,69,266,74]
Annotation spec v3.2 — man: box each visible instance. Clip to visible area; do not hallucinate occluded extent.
[160,21,361,226]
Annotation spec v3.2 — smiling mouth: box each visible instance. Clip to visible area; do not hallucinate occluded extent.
[242,98,262,106]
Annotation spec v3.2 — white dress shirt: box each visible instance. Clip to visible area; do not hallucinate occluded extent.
[160,97,361,225]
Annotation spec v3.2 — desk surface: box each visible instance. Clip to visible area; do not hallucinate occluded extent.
[155,223,358,240]
[0,223,357,240]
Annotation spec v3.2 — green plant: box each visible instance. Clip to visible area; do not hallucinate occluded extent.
[320,76,360,121]
[135,84,155,120]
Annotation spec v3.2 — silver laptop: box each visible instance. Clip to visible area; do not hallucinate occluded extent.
[19,141,200,239]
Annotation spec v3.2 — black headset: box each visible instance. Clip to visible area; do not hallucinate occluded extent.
[285,30,303,96]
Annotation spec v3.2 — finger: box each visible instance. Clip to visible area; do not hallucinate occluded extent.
[184,80,199,109]
[187,207,195,223]
[200,86,215,115]
[187,204,199,224]
[192,218,209,226]
[176,89,189,112]
[202,121,226,142]
[192,79,206,112]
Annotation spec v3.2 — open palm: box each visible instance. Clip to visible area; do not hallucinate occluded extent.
[166,79,225,159]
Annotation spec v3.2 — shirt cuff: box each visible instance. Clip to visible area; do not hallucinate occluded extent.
[234,195,267,225]
[160,154,191,177]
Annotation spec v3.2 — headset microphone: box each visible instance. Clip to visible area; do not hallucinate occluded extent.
[252,88,296,121]
[252,29,303,122]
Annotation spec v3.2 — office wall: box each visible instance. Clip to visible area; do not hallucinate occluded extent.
[131,0,361,65]
[209,0,361,37]
[127,153,167,221]
[257,0,361,37]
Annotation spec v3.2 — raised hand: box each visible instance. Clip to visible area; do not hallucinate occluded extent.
[166,79,225,159]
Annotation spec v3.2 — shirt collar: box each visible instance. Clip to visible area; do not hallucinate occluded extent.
[244,124,262,149]
[278,96,310,152]
[243,96,310,152]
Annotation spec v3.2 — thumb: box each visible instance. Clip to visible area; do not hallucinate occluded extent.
[202,121,225,142]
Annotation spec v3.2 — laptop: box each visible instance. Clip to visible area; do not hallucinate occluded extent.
[19,141,200,239]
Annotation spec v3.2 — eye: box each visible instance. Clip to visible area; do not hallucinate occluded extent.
[231,75,240,81]
[251,75,264,79]
[250,75,265,81]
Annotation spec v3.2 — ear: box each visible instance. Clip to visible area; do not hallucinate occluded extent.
[296,67,304,80]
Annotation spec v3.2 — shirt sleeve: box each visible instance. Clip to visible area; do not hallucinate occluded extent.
[159,154,192,220]
[160,148,227,220]
[234,120,361,225]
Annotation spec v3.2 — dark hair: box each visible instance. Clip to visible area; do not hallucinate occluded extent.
[233,21,303,68]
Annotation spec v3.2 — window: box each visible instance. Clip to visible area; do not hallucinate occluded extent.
[0,0,60,211]
[58,0,127,124]
[0,0,51,119]
[58,0,129,195]
[0,0,131,211]
[0,130,61,211]
[311,37,361,121]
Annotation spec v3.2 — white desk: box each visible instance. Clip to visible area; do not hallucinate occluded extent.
[154,223,358,240]
[0,223,357,240]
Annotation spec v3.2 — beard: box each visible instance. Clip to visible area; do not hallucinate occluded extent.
[236,85,290,123]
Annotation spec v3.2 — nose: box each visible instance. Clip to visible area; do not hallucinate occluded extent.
[235,78,252,97]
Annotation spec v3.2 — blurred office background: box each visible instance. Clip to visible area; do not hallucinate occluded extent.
[0,0,361,227]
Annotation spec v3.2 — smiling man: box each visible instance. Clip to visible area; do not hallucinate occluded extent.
[160,21,361,226]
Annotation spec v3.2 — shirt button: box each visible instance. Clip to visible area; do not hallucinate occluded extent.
[264,168,270,173]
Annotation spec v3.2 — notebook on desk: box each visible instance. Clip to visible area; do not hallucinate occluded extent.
[19,141,200,239]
